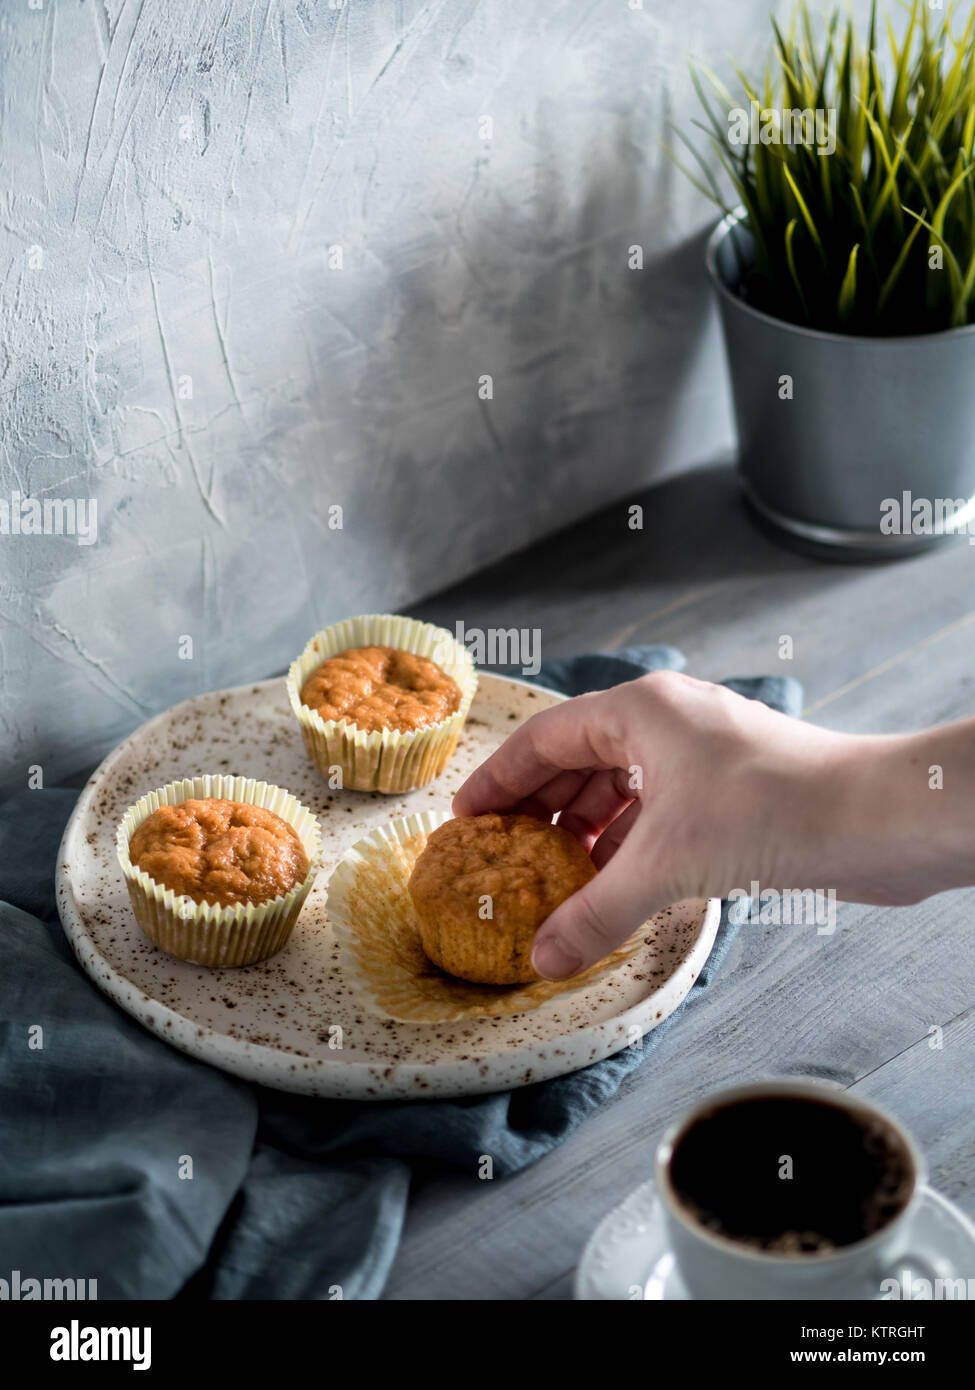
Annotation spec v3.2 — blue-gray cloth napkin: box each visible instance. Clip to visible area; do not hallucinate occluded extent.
[0,648,801,1300]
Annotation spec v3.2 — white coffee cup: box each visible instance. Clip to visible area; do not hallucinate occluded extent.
[654,1078,943,1300]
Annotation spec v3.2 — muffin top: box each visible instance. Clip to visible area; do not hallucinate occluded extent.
[128,798,310,908]
[409,813,596,928]
[299,645,461,734]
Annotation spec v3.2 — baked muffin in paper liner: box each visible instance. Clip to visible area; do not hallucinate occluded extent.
[326,810,653,1023]
[117,774,322,967]
[286,614,478,794]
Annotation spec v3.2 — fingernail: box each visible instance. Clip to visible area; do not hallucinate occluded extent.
[532,936,582,981]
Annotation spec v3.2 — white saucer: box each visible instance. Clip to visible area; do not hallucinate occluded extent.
[575,1178,975,1300]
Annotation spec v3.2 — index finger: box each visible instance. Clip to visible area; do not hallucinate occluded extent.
[452,688,627,817]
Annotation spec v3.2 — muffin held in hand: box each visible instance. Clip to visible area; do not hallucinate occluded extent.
[407,813,596,985]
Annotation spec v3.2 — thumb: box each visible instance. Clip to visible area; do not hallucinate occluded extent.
[530,833,664,981]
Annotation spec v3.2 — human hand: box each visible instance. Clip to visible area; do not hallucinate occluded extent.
[453,670,937,980]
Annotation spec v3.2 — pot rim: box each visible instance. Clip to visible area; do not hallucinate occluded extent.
[706,206,975,347]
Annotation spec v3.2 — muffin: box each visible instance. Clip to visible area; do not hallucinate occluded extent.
[286,614,477,793]
[299,645,461,735]
[326,809,655,1023]
[117,775,321,967]
[128,799,309,908]
[407,813,597,984]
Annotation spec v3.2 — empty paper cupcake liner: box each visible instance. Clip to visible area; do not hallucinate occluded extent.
[116,774,322,968]
[326,810,650,1023]
[286,613,478,793]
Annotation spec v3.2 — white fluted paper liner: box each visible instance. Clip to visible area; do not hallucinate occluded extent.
[116,774,322,967]
[326,810,650,1023]
[286,614,478,793]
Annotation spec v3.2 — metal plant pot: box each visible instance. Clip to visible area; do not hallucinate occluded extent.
[706,208,975,558]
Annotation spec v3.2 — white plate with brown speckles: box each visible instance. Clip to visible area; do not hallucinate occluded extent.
[56,671,721,1100]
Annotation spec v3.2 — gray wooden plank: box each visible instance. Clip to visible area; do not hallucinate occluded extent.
[849,1009,975,1204]
[802,611,975,731]
[414,462,975,715]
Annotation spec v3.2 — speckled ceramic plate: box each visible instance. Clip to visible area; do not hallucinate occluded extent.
[56,672,721,1100]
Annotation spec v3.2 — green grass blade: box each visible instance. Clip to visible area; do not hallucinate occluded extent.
[783,216,812,321]
[782,163,828,266]
[837,243,860,322]
[876,216,923,313]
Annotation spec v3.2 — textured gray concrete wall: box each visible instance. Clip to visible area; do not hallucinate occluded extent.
[1,0,793,795]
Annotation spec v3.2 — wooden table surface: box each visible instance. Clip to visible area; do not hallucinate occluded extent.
[384,459,975,1300]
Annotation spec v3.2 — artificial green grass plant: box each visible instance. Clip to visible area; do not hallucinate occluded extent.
[677,0,975,334]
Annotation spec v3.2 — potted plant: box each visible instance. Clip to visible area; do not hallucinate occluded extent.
[677,0,975,557]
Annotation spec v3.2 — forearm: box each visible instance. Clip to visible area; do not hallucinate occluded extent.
[808,720,975,907]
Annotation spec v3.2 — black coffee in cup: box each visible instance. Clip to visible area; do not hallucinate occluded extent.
[668,1093,914,1254]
